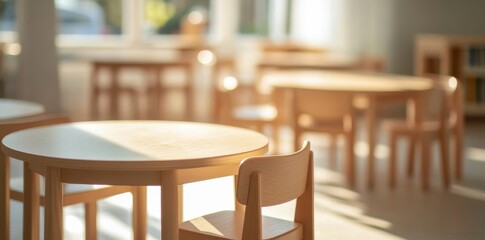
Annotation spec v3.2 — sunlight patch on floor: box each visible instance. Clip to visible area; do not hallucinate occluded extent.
[451,184,485,202]
[355,141,389,159]
[466,147,485,162]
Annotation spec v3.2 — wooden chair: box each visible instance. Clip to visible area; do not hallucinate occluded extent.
[0,114,145,240]
[90,63,141,120]
[212,57,280,151]
[179,141,314,240]
[383,75,464,189]
[293,89,358,187]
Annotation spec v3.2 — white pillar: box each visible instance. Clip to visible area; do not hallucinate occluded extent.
[211,0,237,55]
[268,0,288,42]
[16,0,61,112]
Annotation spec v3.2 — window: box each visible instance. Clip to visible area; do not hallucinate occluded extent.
[239,0,269,35]
[0,0,123,35]
[143,0,210,37]
[57,0,122,35]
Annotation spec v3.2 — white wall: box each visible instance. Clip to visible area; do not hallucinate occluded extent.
[387,0,485,74]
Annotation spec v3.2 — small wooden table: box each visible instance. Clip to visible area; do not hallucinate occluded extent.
[258,52,358,71]
[0,98,44,240]
[90,54,195,120]
[262,70,433,188]
[0,98,44,120]
[2,120,269,240]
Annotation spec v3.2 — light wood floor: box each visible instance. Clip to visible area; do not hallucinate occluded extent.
[8,60,485,239]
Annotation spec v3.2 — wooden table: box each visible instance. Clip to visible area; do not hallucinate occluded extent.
[89,53,195,120]
[258,52,358,71]
[2,120,269,240]
[262,70,433,188]
[0,98,44,240]
[0,98,44,120]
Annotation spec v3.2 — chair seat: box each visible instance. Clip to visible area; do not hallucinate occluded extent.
[382,119,442,134]
[179,210,303,240]
[233,104,277,122]
[298,116,346,134]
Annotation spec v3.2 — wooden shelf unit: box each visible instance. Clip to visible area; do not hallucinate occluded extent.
[415,34,485,116]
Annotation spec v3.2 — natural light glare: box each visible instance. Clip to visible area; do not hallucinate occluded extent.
[355,141,389,159]
[319,185,360,201]
[98,212,132,239]
[197,49,215,65]
[222,76,238,91]
[448,76,458,90]
[64,215,84,235]
[315,193,393,230]
[451,185,485,202]
[5,43,21,56]
[183,177,234,221]
[466,147,485,162]
[190,217,224,236]
[188,10,205,24]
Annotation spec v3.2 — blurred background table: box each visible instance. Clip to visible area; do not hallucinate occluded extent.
[0,98,45,240]
[262,70,433,188]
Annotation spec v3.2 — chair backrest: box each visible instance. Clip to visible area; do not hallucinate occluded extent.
[424,75,463,127]
[236,141,312,207]
[293,88,356,121]
[236,141,314,239]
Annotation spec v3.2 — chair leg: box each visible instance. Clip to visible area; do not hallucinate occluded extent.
[421,134,431,191]
[128,89,140,120]
[406,132,417,177]
[439,131,450,188]
[271,122,279,153]
[294,129,302,152]
[454,126,464,181]
[84,201,97,240]
[345,131,356,188]
[328,133,337,169]
[389,131,398,189]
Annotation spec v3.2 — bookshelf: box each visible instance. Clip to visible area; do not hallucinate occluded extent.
[415,34,485,116]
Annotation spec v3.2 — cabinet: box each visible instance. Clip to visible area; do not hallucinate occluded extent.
[415,34,485,116]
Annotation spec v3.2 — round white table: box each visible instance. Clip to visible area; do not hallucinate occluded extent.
[0,98,44,120]
[2,120,269,240]
[0,98,45,240]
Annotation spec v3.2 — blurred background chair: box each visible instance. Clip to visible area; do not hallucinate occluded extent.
[212,56,280,152]
[179,141,314,240]
[0,114,143,239]
[293,89,358,187]
[90,62,141,120]
[382,75,463,189]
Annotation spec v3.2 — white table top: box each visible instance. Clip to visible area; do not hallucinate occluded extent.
[262,70,433,93]
[2,120,269,171]
[0,99,45,121]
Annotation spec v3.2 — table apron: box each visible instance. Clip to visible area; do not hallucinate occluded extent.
[29,163,240,186]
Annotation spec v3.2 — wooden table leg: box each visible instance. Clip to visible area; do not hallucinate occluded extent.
[45,167,63,240]
[421,134,431,190]
[186,64,194,121]
[366,95,376,189]
[133,186,147,240]
[90,64,100,120]
[23,163,40,240]
[0,155,10,240]
[154,67,162,119]
[109,67,120,119]
[160,171,183,240]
